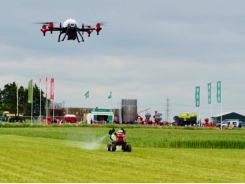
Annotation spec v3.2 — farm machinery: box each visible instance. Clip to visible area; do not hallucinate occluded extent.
[107,128,132,152]
[136,112,152,125]
[204,118,217,127]
[1,111,25,122]
[153,111,162,125]
[173,112,197,126]
[136,108,152,125]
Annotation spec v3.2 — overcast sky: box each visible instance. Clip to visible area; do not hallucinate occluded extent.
[1,0,245,121]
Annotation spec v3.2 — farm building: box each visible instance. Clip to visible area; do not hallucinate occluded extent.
[86,108,114,124]
[211,112,245,123]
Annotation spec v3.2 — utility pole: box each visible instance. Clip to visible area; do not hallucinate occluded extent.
[165,98,171,122]
[62,100,68,114]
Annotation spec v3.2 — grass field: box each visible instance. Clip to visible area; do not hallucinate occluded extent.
[0,124,245,182]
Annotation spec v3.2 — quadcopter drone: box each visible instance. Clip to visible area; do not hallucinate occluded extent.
[37,18,103,43]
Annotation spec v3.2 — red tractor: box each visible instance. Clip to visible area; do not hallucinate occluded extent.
[64,114,78,124]
[107,128,132,152]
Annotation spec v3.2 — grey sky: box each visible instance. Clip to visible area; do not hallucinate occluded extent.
[1,0,245,121]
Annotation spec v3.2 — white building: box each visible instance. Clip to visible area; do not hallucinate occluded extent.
[86,108,114,124]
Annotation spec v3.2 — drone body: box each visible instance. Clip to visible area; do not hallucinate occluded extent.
[39,18,102,43]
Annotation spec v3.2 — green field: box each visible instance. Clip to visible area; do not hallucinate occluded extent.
[0,124,245,182]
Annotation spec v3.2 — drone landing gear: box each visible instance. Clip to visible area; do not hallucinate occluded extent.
[58,33,61,42]
[75,26,84,43]
[57,24,84,43]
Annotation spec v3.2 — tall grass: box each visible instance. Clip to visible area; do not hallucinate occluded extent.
[0,124,245,149]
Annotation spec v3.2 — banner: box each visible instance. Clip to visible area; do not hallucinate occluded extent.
[217,81,222,103]
[85,91,89,99]
[50,78,54,100]
[207,83,211,104]
[108,91,112,99]
[28,79,33,103]
[195,86,200,107]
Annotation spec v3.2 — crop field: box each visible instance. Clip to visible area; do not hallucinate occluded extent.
[0,124,245,182]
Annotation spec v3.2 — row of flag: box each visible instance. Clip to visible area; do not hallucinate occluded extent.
[27,78,112,104]
[195,81,221,107]
[27,78,55,104]
[84,91,112,99]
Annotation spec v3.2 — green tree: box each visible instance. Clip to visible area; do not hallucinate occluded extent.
[18,86,28,114]
[0,82,49,116]
[0,88,3,112]
[1,82,18,113]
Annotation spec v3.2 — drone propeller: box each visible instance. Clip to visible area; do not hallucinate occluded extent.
[34,21,57,25]
[96,22,108,26]
[35,22,50,25]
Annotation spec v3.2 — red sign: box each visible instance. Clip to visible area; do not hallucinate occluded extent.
[50,78,54,100]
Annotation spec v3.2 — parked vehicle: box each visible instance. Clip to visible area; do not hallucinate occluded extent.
[1,111,24,122]
[64,114,78,123]
[217,119,241,127]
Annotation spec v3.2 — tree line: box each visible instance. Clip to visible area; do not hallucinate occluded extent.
[0,82,49,116]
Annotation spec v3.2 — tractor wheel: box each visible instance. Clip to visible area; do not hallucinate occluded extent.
[127,144,132,152]
[107,144,112,151]
[111,144,116,151]
[122,145,126,151]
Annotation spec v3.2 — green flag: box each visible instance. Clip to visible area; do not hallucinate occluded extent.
[108,91,112,99]
[217,81,221,103]
[207,83,211,104]
[195,86,200,107]
[85,91,89,99]
[28,79,33,103]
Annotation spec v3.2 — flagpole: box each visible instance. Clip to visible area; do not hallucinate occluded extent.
[46,77,48,124]
[53,79,54,121]
[31,82,33,124]
[53,101,54,120]
[221,81,223,130]
[195,86,200,125]
[199,108,200,125]
[88,91,90,111]
[85,90,90,112]
[217,81,222,130]
[16,82,18,115]
[40,78,41,124]
[208,83,212,122]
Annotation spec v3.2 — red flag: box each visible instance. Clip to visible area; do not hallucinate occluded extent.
[50,78,54,100]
